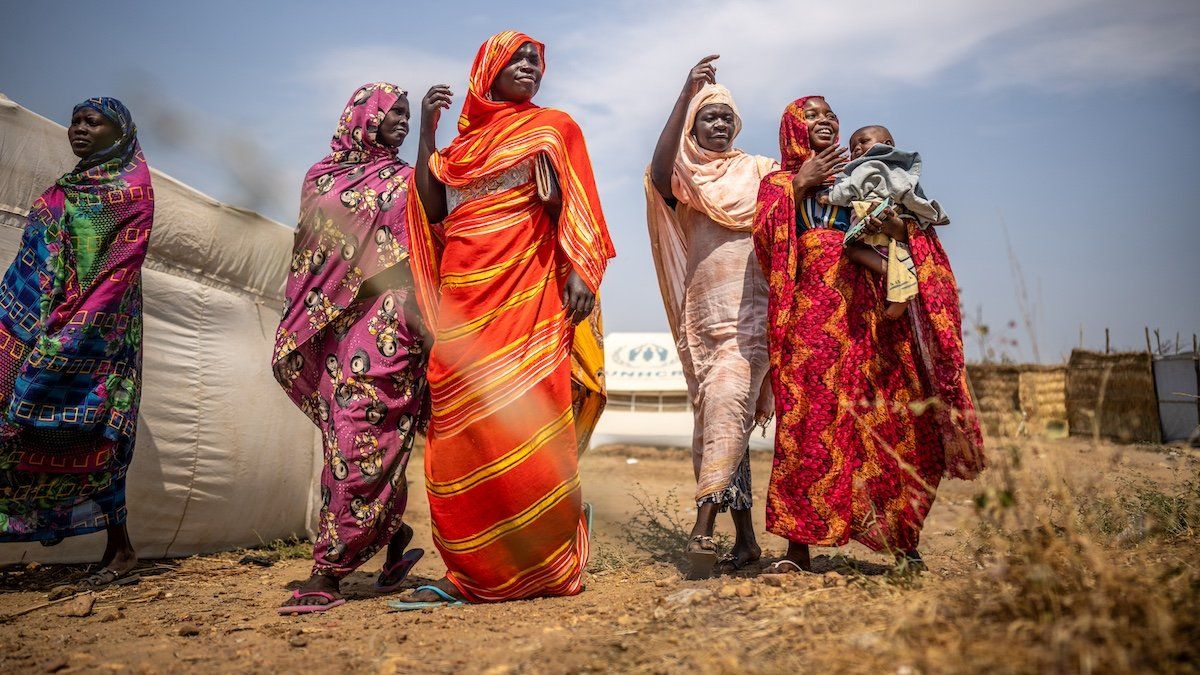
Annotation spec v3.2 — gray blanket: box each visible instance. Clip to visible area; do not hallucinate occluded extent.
[827,144,949,225]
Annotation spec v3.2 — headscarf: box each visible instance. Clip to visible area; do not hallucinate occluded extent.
[71,97,139,171]
[272,83,416,401]
[778,95,823,171]
[645,83,777,338]
[0,97,152,451]
[456,30,545,136]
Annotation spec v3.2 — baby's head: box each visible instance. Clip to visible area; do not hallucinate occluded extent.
[849,125,894,160]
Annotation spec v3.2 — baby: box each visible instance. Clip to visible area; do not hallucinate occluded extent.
[827,125,948,318]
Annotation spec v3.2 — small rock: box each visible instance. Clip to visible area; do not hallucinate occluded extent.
[762,574,787,587]
[718,584,739,599]
[665,588,712,606]
[616,614,634,627]
[42,656,68,673]
[59,594,95,618]
[652,606,669,621]
[47,585,75,601]
[289,636,308,648]
[736,582,755,598]
[851,631,883,648]
[177,622,200,637]
[653,576,675,588]
[98,609,123,623]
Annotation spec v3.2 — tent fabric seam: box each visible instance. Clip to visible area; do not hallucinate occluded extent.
[162,284,208,557]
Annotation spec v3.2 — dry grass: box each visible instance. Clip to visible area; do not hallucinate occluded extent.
[621,485,733,567]
[892,443,1200,674]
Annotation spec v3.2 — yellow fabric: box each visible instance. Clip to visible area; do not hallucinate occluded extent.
[569,305,606,456]
[852,200,918,304]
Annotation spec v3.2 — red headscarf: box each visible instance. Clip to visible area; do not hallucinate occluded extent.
[778,95,827,171]
[420,30,614,293]
[455,30,544,135]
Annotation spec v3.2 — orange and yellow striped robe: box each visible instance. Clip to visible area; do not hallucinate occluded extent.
[405,31,614,602]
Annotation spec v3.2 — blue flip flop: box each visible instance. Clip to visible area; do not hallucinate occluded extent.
[386,584,466,611]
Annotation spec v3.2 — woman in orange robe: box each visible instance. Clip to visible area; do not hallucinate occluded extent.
[397,30,614,606]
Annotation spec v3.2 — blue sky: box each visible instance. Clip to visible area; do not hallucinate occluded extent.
[3,0,1197,362]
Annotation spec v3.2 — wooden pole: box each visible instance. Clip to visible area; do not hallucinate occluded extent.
[1145,326,1152,354]
[1079,325,1085,349]
[1155,329,1162,354]
[1176,332,1181,354]
[1105,328,1110,354]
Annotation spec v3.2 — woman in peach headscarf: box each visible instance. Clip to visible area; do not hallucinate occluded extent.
[395,31,614,607]
[646,56,777,579]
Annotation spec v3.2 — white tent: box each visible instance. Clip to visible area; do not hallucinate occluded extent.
[0,94,321,564]
[590,332,773,450]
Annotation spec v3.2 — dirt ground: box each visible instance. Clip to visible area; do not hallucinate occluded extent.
[0,437,1195,674]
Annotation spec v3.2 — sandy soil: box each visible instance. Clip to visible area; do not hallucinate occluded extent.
[0,438,1194,674]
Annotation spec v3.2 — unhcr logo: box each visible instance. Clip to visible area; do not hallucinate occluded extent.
[611,342,678,369]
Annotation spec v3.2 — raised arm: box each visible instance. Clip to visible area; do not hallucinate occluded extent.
[649,55,719,206]
[415,84,453,224]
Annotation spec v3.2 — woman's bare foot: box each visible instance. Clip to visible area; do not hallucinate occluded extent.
[399,576,464,603]
[280,573,342,609]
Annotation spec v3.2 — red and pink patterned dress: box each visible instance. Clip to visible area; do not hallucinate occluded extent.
[272,83,428,578]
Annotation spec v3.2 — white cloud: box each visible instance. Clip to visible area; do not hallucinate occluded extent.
[302,45,465,110]
[539,0,1199,151]
[302,1,1200,165]
[974,3,1200,91]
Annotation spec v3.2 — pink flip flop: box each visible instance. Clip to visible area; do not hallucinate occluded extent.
[277,589,346,615]
[374,548,425,593]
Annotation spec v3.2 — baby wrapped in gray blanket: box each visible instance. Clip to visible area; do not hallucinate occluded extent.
[826,125,948,318]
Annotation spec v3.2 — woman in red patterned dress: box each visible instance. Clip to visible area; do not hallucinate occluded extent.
[752,96,985,572]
